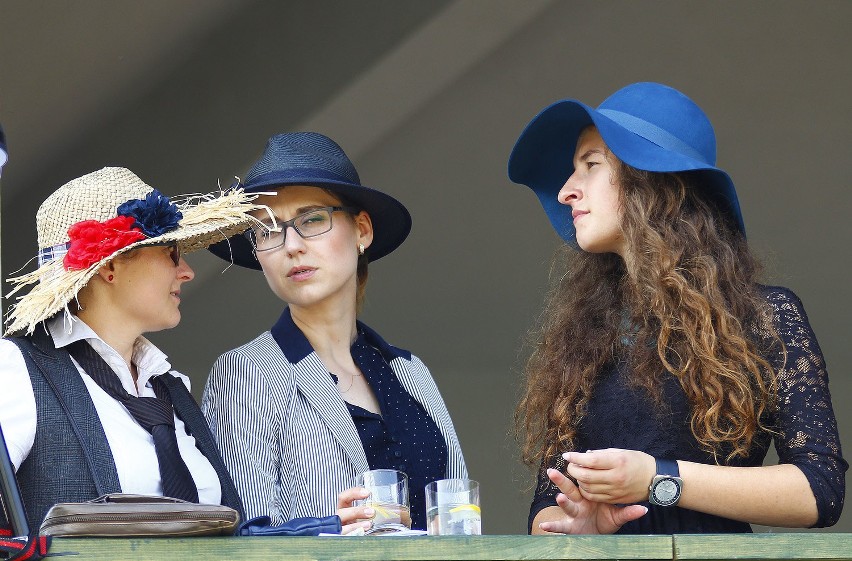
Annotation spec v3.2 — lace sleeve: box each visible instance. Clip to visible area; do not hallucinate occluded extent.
[528,454,567,533]
[763,286,847,527]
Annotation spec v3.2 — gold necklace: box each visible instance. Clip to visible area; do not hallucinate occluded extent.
[333,370,362,393]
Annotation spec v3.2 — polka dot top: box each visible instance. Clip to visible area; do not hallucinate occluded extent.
[330,331,447,531]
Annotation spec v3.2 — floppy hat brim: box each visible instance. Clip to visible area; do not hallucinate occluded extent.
[4,189,260,336]
[208,176,412,269]
[508,100,744,242]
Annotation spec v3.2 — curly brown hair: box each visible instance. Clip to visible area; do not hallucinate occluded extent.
[515,159,781,469]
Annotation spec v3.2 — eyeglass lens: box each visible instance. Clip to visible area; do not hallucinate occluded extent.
[248,207,340,251]
[169,245,181,266]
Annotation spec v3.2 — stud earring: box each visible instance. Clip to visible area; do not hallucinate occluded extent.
[358,243,365,256]
[107,275,114,282]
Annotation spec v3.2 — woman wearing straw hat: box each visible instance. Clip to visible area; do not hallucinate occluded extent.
[203,132,466,532]
[0,167,258,529]
[508,82,846,534]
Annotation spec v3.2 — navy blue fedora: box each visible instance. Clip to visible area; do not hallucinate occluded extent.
[508,82,744,242]
[209,132,412,269]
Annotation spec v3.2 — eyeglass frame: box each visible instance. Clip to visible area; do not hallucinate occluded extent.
[244,206,360,252]
[150,243,181,266]
[142,242,181,266]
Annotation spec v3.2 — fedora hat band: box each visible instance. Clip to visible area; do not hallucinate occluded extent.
[246,168,358,190]
[598,109,709,164]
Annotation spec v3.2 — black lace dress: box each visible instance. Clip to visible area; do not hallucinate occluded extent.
[529,286,846,533]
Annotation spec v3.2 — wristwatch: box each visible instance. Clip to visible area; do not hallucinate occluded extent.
[648,458,683,507]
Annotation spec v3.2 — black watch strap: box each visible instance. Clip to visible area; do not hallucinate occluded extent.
[656,458,680,478]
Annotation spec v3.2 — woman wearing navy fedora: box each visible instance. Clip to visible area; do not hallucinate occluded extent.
[509,82,845,534]
[203,132,467,532]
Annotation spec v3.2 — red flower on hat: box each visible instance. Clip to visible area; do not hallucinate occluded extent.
[63,215,146,270]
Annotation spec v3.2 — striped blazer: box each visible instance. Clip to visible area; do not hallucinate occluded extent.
[202,310,466,525]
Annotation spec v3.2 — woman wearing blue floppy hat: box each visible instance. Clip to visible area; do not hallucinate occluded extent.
[202,132,467,532]
[509,82,845,534]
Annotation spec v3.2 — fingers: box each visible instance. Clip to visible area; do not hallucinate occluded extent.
[337,504,375,526]
[547,468,583,501]
[611,504,648,527]
[564,449,622,471]
[538,519,570,534]
[564,449,656,504]
[337,486,370,509]
[341,519,373,535]
[336,486,375,528]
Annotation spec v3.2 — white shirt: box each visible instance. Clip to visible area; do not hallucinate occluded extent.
[0,316,221,504]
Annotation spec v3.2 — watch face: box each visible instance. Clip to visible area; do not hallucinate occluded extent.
[653,478,680,505]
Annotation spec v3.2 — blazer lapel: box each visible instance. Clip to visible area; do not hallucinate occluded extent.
[292,354,369,473]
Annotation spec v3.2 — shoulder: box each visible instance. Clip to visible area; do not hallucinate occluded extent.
[356,321,412,361]
[208,331,296,392]
[0,337,31,379]
[0,336,27,356]
[760,284,804,308]
[1,333,44,356]
[759,285,810,326]
[214,331,286,368]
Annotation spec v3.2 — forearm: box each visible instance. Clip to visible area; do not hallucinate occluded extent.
[678,461,817,527]
[530,506,565,534]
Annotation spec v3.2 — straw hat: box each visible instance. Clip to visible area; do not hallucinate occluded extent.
[4,167,260,335]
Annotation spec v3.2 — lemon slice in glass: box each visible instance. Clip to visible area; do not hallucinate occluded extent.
[449,504,481,517]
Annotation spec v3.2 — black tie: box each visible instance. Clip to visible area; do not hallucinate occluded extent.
[66,340,199,503]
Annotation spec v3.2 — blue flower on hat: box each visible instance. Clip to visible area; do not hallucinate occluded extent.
[116,189,183,237]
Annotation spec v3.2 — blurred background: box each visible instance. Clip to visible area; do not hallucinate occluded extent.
[1,0,850,534]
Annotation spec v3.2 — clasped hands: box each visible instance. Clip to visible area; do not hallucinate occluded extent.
[538,448,656,535]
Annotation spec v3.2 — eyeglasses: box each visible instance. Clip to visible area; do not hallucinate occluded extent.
[244,206,358,252]
[167,244,181,266]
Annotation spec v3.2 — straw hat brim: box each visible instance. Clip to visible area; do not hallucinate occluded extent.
[4,189,260,336]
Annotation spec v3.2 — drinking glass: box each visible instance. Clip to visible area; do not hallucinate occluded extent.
[355,469,411,532]
[425,479,481,535]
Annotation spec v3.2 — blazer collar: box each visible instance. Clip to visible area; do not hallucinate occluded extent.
[270,308,411,364]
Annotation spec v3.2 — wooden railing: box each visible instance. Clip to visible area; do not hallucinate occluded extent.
[46,533,852,561]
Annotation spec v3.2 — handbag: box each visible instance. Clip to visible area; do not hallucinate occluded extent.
[38,494,239,537]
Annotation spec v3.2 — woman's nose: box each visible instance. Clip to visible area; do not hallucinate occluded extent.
[283,225,306,255]
[557,172,581,206]
[177,258,195,281]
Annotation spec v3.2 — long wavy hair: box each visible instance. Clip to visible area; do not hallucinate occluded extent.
[516,157,781,469]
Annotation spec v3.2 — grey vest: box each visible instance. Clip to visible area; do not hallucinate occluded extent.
[6,327,244,529]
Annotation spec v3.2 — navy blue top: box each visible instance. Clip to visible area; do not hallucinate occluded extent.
[529,286,847,534]
[330,332,447,531]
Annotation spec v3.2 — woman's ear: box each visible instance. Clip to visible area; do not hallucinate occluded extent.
[354,210,374,250]
[95,262,116,283]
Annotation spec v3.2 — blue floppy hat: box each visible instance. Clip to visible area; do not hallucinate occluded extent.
[209,132,412,269]
[507,82,744,242]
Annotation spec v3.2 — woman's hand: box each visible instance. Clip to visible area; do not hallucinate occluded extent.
[537,468,648,534]
[564,448,656,504]
[336,486,375,534]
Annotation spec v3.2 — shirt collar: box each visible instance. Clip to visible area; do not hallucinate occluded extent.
[47,316,173,393]
[270,307,411,364]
